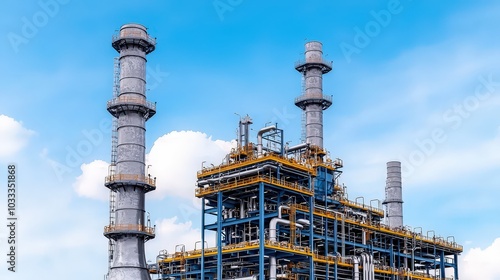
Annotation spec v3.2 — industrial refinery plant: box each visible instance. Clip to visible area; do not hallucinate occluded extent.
[103,24,462,280]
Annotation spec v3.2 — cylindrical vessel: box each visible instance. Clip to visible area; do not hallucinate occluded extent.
[383,161,403,229]
[105,23,157,280]
[304,42,324,97]
[295,41,332,149]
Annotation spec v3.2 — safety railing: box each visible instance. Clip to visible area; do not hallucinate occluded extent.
[105,173,156,187]
[195,176,257,196]
[292,203,343,221]
[313,254,353,268]
[195,174,313,197]
[312,255,452,280]
[290,204,462,252]
[197,153,316,178]
[350,217,462,251]
[112,31,156,46]
[340,198,385,217]
[294,94,333,105]
[265,240,312,255]
[307,158,343,173]
[104,224,155,235]
[201,150,347,181]
[157,240,312,264]
[157,240,458,279]
[267,176,313,194]
[294,58,333,69]
[107,96,156,111]
[415,234,463,252]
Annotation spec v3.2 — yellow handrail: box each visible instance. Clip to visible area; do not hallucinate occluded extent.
[339,198,384,216]
[104,224,155,235]
[195,175,313,197]
[155,243,450,280]
[157,240,312,263]
[197,153,316,178]
[290,204,462,252]
[105,173,156,187]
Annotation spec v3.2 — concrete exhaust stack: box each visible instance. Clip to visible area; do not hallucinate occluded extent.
[383,161,403,229]
[104,23,157,280]
[294,41,333,149]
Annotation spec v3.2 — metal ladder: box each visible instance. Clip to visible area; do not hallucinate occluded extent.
[300,72,306,143]
[107,57,120,271]
[290,205,296,244]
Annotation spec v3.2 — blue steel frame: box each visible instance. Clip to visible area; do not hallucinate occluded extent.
[160,153,461,280]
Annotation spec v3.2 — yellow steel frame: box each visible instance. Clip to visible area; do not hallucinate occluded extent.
[197,154,316,178]
[312,255,454,280]
[154,240,453,280]
[157,240,311,265]
[290,204,462,252]
[338,198,384,217]
[195,175,314,197]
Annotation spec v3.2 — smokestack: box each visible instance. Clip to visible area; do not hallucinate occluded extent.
[383,161,403,229]
[295,41,333,149]
[104,23,157,280]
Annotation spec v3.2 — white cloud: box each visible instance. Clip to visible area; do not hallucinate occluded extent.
[73,160,109,200]
[147,131,234,200]
[146,216,215,259]
[460,238,500,280]
[0,181,108,279]
[72,131,234,201]
[0,115,35,159]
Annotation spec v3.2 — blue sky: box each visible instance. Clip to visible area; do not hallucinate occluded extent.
[1,0,500,279]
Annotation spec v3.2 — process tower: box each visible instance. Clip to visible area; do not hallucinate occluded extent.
[104,23,157,280]
[294,41,333,149]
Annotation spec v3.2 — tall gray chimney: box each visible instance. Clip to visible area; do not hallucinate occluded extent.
[295,41,333,148]
[383,161,404,229]
[104,23,157,280]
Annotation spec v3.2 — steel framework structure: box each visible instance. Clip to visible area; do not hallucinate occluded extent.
[147,42,462,280]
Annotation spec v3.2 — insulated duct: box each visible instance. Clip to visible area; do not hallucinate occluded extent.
[197,164,277,186]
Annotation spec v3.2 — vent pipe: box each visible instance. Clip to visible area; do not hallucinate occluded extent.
[238,115,253,149]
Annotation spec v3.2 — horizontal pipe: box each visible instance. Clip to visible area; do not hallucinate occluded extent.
[197,164,277,186]
[285,142,309,153]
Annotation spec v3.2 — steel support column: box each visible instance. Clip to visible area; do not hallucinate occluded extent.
[217,191,223,279]
[259,182,265,279]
